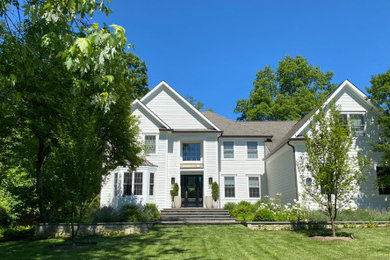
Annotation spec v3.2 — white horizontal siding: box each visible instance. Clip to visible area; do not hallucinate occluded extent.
[132,107,161,133]
[219,138,265,206]
[266,145,297,204]
[143,88,210,129]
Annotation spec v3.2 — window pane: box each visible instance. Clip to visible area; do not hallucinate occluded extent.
[149,173,154,196]
[249,177,260,198]
[123,172,132,196]
[183,143,201,161]
[145,136,156,154]
[351,114,365,137]
[247,142,258,159]
[223,142,234,159]
[134,172,143,195]
[377,167,390,195]
[224,176,235,197]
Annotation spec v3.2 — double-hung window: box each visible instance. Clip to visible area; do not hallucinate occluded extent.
[123,172,132,196]
[340,113,365,137]
[149,172,155,196]
[224,176,235,197]
[182,143,201,161]
[145,135,156,154]
[134,172,143,195]
[247,141,258,159]
[248,177,260,198]
[377,167,390,195]
[114,172,118,196]
[223,142,234,159]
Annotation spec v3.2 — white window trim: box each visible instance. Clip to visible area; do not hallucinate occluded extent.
[246,141,259,160]
[181,141,203,163]
[222,141,235,160]
[340,112,366,138]
[247,175,260,198]
[144,134,157,155]
[223,175,236,198]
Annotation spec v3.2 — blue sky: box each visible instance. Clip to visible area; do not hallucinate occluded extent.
[94,0,390,120]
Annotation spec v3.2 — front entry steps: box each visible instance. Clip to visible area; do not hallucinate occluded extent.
[158,208,238,225]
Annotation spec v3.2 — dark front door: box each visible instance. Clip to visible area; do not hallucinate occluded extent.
[181,175,203,207]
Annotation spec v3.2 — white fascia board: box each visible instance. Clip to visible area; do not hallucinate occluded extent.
[131,99,171,129]
[141,81,221,131]
[291,79,375,138]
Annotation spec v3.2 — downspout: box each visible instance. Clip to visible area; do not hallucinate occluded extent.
[287,141,299,201]
[217,134,221,208]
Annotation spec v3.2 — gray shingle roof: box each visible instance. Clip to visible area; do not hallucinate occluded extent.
[200,111,297,150]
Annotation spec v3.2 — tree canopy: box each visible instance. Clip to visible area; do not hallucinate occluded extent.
[185,95,213,111]
[234,55,336,121]
[366,69,390,189]
[0,0,148,231]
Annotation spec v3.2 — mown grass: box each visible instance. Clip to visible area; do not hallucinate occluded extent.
[0,225,389,260]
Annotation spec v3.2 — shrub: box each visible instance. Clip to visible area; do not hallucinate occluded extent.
[93,206,121,223]
[223,202,237,215]
[170,183,179,202]
[141,204,160,222]
[253,208,275,221]
[1,226,34,241]
[212,182,219,201]
[120,204,142,222]
[0,205,11,228]
[232,204,251,218]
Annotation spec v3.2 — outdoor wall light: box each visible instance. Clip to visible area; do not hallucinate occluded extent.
[209,177,213,185]
[171,177,175,185]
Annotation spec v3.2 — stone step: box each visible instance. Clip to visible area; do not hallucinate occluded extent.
[161,211,230,216]
[160,215,232,220]
[157,220,238,225]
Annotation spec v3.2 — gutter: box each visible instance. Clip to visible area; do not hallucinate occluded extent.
[287,141,299,201]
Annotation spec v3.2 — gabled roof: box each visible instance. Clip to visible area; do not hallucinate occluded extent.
[141,81,221,131]
[201,111,296,138]
[264,79,374,159]
[131,99,171,129]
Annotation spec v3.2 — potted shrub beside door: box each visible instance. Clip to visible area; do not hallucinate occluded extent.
[211,182,219,208]
[170,183,181,208]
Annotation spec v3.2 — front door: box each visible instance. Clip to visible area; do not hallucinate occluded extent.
[181,175,203,207]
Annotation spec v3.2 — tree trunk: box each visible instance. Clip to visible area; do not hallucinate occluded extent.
[331,216,336,237]
[71,201,76,247]
[36,134,47,223]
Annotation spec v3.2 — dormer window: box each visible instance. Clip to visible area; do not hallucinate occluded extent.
[183,143,201,161]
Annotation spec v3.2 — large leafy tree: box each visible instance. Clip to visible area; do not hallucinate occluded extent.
[0,0,147,228]
[299,102,369,237]
[185,95,213,111]
[234,55,336,121]
[366,70,390,190]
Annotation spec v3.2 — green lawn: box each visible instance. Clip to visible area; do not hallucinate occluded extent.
[1,225,389,260]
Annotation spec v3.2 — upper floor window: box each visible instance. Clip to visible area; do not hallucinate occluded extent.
[247,141,258,159]
[183,143,201,161]
[145,135,156,154]
[377,166,390,195]
[340,113,365,137]
[223,141,234,159]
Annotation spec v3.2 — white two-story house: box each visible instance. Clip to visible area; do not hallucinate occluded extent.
[100,80,390,210]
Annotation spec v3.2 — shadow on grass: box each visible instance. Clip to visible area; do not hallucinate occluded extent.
[0,225,198,259]
[292,228,353,238]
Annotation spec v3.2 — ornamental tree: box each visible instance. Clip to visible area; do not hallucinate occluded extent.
[299,102,369,237]
[234,55,336,121]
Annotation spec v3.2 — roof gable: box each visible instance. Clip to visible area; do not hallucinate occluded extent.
[141,81,220,130]
[131,100,171,130]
